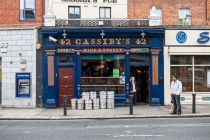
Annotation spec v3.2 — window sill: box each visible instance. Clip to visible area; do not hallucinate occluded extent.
[20,19,36,22]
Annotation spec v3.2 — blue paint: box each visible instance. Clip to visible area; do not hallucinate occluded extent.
[197,32,209,43]
[176,31,187,44]
[41,28,164,107]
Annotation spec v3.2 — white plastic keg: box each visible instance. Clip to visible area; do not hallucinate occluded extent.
[82,92,90,99]
[71,98,77,110]
[107,91,114,99]
[77,99,84,110]
[90,91,97,99]
[100,98,107,109]
[92,98,99,109]
[85,99,92,110]
[107,98,114,109]
[99,91,107,99]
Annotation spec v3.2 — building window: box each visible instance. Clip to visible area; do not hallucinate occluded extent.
[59,56,73,63]
[99,7,111,18]
[150,8,162,25]
[69,6,80,19]
[170,55,210,93]
[178,8,191,25]
[20,0,36,21]
[81,54,125,94]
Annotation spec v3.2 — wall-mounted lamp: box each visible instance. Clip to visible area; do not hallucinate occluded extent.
[141,30,145,38]
[100,30,105,38]
[36,44,42,49]
[62,30,67,39]
[184,14,192,25]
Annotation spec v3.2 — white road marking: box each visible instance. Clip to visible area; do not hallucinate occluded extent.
[125,131,132,133]
[116,135,164,137]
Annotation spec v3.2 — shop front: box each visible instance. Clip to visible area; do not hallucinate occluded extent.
[42,28,164,108]
[164,29,210,105]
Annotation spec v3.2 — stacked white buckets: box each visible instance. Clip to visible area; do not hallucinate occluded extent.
[71,91,114,110]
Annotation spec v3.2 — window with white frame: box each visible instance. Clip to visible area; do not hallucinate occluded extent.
[99,7,111,18]
[69,6,81,19]
[170,55,210,93]
[20,0,36,21]
[150,8,162,25]
[179,8,191,25]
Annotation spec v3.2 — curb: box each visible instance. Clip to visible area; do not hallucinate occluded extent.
[0,114,210,120]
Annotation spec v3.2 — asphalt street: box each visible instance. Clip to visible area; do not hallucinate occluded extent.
[0,118,210,140]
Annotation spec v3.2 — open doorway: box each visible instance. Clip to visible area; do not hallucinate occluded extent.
[130,66,150,104]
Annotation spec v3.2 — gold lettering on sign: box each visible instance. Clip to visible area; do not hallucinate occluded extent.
[66,39,71,45]
[109,39,114,44]
[76,39,81,45]
[116,39,121,44]
[97,39,101,45]
[103,39,107,45]
[126,39,130,44]
[91,39,95,44]
[60,39,65,45]
[83,39,89,45]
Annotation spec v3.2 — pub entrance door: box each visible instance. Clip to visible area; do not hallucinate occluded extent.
[58,67,74,107]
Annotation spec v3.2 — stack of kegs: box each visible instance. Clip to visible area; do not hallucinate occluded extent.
[92,98,99,109]
[99,91,107,109]
[77,99,84,110]
[90,91,97,99]
[71,98,77,110]
[107,91,114,109]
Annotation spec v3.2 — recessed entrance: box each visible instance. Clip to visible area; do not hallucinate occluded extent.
[130,66,150,104]
[58,67,74,107]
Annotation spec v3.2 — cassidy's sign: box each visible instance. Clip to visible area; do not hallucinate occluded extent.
[61,0,117,3]
[57,38,151,46]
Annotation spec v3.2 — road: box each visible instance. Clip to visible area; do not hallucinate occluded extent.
[0,118,210,140]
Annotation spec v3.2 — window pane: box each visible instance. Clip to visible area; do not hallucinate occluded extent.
[130,54,150,63]
[150,8,162,17]
[74,7,80,18]
[20,0,24,20]
[25,0,35,9]
[25,10,35,19]
[105,8,110,18]
[100,8,104,18]
[170,56,192,65]
[69,7,80,19]
[171,66,193,92]
[81,54,125,94]
[59,56,73,63]
[194,55,210,65]
[194,66,210,92]
[69,7,74,18]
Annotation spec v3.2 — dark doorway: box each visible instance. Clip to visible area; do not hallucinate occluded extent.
[130,66,150,104]
[58,67,74,107]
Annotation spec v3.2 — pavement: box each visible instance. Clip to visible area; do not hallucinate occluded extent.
[0,104,210,120]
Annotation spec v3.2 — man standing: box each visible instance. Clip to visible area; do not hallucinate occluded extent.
[170,75,182,115]
[130,77,138,106]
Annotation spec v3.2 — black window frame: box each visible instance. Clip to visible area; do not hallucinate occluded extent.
[19,0,36,21]
[99,7,111,19]
[68,6,81,19]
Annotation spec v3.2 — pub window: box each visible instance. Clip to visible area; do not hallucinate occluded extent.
[178,8,191,25]
[20,0,36,21]
[99,7,111,18]
[59,56,73,63]
[69,6,81,19]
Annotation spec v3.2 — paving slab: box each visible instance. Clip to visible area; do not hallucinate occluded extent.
[32,116,51,120]
[50,116,62,120]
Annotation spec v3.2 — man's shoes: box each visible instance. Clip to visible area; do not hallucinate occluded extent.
[177,112,181,115]
[170,112,177,114]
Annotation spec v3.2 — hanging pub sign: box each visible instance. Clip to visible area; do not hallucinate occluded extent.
[56,38,151,46]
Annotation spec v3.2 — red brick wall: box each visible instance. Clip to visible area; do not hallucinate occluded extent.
[128,0,206,25]
[0,0,44,27]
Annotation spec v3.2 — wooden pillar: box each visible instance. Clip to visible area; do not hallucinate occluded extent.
[151,49,161,85]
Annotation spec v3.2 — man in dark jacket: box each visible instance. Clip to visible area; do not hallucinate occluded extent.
[130,77,138,106]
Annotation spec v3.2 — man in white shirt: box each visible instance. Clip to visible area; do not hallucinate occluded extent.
[130,77,138,106]
[170,75,182,115]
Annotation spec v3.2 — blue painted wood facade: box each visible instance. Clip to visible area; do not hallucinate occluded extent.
[41,28,164,107]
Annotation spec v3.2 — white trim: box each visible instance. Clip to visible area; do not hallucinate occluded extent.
[32,29,37,108]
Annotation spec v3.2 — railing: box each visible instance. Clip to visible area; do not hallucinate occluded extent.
[55,18,149,27]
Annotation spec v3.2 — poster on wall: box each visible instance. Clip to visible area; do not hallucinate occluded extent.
[119,76,125,84]
[207,70,210,88]
[113,69,119,78]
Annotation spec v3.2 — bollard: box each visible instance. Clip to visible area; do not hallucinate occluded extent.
[129,95,133,115]
[192,94,196,113]
[63,95,67,116]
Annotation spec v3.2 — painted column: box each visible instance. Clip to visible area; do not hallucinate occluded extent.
[45,50,56,107]
[125,50,130,99]
[75,50,81,98]
[150,49,161,105]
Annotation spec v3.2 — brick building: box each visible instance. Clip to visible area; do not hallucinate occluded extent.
[128,0,209,25]
[0,0,44,28]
